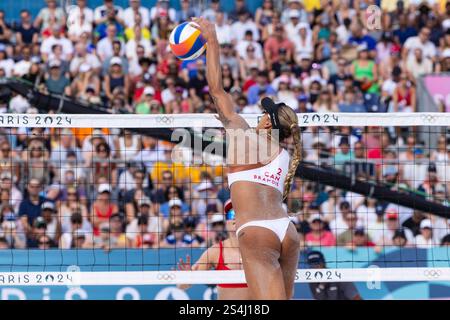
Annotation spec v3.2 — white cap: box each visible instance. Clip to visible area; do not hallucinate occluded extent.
[296,22,309,31]
[74,229,86,238]
[211,214,224,224]
[309,213,323,223]
[79,63,91,73]
[168,198,182,208]
[196,181,213,192]
[110,56,122,66]
[299,52,312,60]
[289,9,300,18]
[138,197,152,207]
[48,59,61,68]
[143,86,155,96]
[98,183,111,193]
[420,219,432,229]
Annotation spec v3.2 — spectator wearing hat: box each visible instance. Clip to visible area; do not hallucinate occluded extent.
[40,201,60,243]
[415,219,437,248]
[307,250,362,300]
[104,56,130,102]
[166,197,186,227]
[349,44,379,94]
[293,23,313,65]
[135,85,157,114]
[91,183,119,236]
[44,59,71,95]
[417,163,444,199]
[26,216,48,248]
[206,213,226,246]
[285,9,304,40]
[305,213,336,247]
[71,62,101,101]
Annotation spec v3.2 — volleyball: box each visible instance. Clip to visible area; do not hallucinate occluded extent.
[169,22,207,61]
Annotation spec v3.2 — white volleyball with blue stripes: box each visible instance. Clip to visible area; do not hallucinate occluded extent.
[169,22,207,61]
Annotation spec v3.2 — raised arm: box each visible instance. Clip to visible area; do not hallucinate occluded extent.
[192,18,249,130]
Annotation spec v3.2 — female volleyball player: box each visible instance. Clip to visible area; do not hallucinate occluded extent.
[193,18,301,300]
[178,200,250,300]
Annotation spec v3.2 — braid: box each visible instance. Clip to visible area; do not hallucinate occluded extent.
[282,123,302,201]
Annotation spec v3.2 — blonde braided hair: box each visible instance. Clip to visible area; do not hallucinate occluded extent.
[275,106,302,200]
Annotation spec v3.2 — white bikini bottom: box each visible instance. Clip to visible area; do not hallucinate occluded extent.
[236,217,292,242]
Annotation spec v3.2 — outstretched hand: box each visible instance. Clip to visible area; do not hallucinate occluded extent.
[177,255,192,271]
[191,17,217,43]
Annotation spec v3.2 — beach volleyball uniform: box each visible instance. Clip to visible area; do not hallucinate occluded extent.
[228,148,292,242]
[216,241,248,289]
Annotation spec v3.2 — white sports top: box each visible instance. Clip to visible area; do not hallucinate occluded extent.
[227,149,290,194]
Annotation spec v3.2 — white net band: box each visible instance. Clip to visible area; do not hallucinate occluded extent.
[0,113,447,128]
[0,268,448,286]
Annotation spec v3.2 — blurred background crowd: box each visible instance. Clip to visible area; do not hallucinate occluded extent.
[0,0,450,251]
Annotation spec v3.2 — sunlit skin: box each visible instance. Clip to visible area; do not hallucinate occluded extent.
[192,17,300,300]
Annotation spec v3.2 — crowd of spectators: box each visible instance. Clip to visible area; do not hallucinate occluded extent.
[0,0,450,251]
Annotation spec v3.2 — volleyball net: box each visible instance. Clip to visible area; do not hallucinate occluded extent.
[0,113,449,298]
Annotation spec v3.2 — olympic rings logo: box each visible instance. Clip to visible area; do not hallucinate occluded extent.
[156,116,174,125]
[157,273,176,281]
[421,114,436,124]
[424,269,442,279]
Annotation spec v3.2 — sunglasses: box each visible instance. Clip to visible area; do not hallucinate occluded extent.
[226,209,235,221]
[39,240,50,245]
